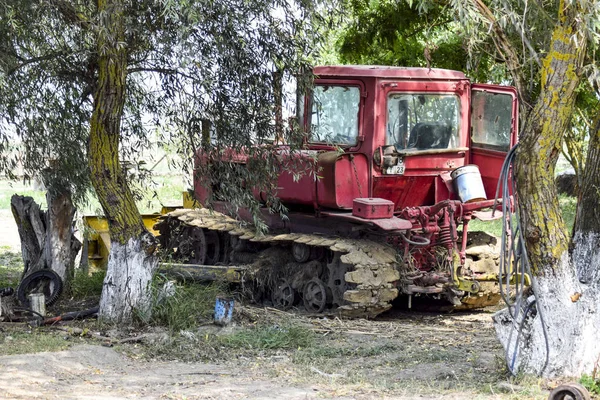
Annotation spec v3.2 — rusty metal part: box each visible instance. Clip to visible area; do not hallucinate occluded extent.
[453,282,502,310]
[189,228,207,264]
[406,284,443,294]
[547,383,591,400]
[326,253,349,307]
[303,278,328,313]
[417,273,450,286]
[292,242,311,263]
[42,306,99,325]
[203,230,221,264]
[271,279,296,310]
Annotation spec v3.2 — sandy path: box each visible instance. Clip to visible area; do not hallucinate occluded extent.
[0,345,326,400]
[0,342,512,400]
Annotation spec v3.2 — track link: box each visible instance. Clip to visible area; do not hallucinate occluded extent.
[157,208,400,318]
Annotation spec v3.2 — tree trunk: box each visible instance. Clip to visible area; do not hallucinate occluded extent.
[11,192,81,292]
[11,195,47,277]
[90,0,157,323]
[45,187,81,293]
[493,3,599,377]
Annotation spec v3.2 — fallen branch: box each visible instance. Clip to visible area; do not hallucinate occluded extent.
[310,367,345,379]
[43,306,99,325]
[264,306,293,315]
[52,326,112,342]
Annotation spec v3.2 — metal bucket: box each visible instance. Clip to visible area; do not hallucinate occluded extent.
[450,165,487,203]
[214,296,234,326]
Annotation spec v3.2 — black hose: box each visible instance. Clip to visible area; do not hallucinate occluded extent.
[495,143,549,374]
[399,232,431,246]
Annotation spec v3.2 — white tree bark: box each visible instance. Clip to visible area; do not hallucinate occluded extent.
[494,235,600,377]
[99,236,157,323]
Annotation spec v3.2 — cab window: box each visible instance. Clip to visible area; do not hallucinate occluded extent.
[310,85,360,146]
[387,93,460,151]
[471,91,513,151]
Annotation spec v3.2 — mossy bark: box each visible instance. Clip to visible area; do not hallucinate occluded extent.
[574,118,600,236]
[89,0,156,323]
[492,2,600,377]
[515,2,585,276]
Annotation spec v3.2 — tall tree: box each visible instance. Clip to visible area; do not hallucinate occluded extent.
[421,0,600,377]
[334,0,503,82]
[0,0,320,322]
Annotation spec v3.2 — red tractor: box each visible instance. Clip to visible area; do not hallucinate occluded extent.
[157,65,517,318]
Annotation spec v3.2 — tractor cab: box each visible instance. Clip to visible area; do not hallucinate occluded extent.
[292,66,518,211]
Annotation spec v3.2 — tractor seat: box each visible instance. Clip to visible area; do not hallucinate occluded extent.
[407,122,452,150]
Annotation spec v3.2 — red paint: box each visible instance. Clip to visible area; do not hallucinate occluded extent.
[352,198,394,219]
[193,65,519,274]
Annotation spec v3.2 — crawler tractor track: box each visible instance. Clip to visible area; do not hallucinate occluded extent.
[156,209,501,318]
[156,208,400,318]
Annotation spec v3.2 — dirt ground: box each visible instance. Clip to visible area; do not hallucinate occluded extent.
[0,308,552,400]
[0,207,553,400]
[0,343,325,400]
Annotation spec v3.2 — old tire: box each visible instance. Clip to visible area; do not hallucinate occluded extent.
[548,383,591,400]
[17,270,63,307]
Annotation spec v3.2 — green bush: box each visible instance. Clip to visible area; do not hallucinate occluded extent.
[580,374,600,395]
[146,278,227,332]
[71,271,105,299]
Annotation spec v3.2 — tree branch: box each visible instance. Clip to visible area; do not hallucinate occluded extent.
[127,67,197,82]
[474,0,531,108]
[47,0,90,29]
[127,67,179,74]
[6,51,67,76]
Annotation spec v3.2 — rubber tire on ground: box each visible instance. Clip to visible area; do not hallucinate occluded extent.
[547,383,591,400]
[17,269,64,307]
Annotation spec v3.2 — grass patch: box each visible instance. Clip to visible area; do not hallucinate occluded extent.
[71,270,105,299]
[0,247,22,288]
[0,329,71,355]
[294,342,397,364]
[221,324,314,350]
[0,181,46,210]
[144,279,227,332]
[469,194,578,237]
[580,374,600,395]
[139,322,314,362]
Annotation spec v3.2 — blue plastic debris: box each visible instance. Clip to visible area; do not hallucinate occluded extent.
[214,296,234,326]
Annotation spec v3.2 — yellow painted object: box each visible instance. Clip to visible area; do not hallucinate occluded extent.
[84,201,186,268]
[183,191,200,209]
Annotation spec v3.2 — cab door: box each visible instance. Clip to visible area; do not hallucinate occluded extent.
[469,84,518,198]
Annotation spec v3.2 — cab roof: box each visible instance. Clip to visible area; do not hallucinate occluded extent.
[313,65,466,80]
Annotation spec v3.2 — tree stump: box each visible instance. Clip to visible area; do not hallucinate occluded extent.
[10,192,81,296]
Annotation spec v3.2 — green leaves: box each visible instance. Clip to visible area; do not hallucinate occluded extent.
[0,0,324,224]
